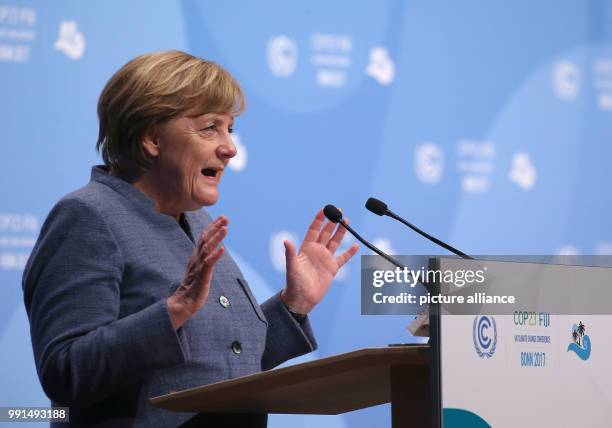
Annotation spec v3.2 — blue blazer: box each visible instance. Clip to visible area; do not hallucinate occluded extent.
[22,166,317,427]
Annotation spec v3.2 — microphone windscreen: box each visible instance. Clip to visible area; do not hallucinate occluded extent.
[365,197,388,216]
[323,204,343,223]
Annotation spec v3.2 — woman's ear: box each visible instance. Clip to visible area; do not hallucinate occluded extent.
[141,126,160,159]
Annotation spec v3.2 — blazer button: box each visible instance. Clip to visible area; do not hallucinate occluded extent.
[219,295,230,308]
[231,341,242,355]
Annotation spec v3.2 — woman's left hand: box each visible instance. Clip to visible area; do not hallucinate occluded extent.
[281,209,359,315]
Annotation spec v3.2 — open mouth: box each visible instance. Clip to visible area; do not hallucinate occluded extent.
[201,168,219,178]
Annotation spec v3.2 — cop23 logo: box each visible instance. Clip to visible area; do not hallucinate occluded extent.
[567,321,591,361]
[473,316,497,358]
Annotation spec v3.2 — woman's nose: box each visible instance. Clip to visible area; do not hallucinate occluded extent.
[219,135,237,159]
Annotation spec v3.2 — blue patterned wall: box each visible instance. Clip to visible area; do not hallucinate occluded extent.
[1,1,611,426]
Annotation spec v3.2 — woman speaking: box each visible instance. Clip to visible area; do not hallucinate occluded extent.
[22,50,358,427]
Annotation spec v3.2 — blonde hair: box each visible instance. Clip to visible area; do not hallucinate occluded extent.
[96,50,245,176]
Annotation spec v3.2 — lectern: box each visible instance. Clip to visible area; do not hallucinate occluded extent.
[151,345,431,427]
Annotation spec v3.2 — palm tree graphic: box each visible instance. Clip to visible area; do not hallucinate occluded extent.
[571,321,586,347]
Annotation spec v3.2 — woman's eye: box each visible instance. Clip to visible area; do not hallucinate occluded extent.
[200,124,216,132]
[198,122,233,134]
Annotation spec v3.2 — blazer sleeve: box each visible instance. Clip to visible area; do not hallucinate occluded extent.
[22,197,190,407]
[260,292,318,370]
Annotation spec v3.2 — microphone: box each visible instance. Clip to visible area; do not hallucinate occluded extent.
[323,204,405,269]
[365,197,472,259]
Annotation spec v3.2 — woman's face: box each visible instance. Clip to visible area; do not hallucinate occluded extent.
[148,110,237,213]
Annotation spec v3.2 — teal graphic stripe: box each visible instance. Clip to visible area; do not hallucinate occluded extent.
[443,408,491,428]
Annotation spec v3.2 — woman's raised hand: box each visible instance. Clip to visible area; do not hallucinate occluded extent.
[167,216,228,329]
[281,209,359,315]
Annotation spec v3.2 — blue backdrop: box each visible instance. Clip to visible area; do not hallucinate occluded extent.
[2,1,612,426]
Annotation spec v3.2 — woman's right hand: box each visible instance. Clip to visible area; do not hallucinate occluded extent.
[167,215,228,330]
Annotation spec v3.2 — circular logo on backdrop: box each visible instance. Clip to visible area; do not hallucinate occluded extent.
[414,143,444,184]
[552,60,580,101]
[267,35,298,77]
[372,238,395,256]
[473,316,497,358]
[228,133,247,172]
[269,230,298,272]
